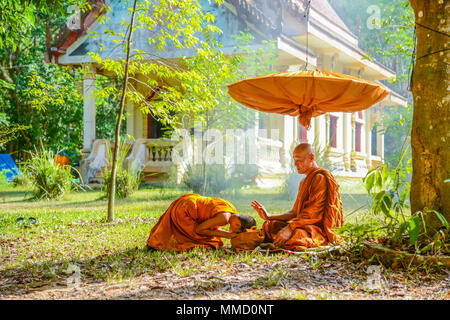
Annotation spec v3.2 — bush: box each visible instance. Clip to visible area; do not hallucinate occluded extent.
[12,173,30,187]
[102,139,142,199]
[0,170,11,188]
[24,147,75,200]
[183,164,226,195]
[183,164,258,196]
[11,164,31,187]
[227,164,258,195]
[102,169,142,199]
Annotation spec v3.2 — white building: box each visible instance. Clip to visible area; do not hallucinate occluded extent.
[46,0,407,185]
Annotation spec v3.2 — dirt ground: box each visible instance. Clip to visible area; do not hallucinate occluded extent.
[1,253,448,300]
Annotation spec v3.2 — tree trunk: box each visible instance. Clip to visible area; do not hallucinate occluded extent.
[201,154,207,195]
[107,0,138,222]
[201,114,210,196]
[409,0,450,230]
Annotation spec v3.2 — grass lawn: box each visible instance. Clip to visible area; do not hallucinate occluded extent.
[0,180,446,300]
[0,185,306,275]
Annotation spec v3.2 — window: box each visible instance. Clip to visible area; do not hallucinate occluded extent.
[329,116,337,148]
[147,115,164,139]
[371,126,378,156]
[299,125,308,142]
[258,115,265,130]
[355,123,362,152]
[146,90,165,139]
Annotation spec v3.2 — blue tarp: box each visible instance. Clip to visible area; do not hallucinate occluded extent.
[0,154,21,181]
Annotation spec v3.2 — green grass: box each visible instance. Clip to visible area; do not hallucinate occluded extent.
[0,180,369,289]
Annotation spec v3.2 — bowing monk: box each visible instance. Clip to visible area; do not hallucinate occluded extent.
[147,193,256,251]
[251,143,343,250]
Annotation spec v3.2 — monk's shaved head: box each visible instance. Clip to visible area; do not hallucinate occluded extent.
[293,143,315,155]
[292,143,318,174]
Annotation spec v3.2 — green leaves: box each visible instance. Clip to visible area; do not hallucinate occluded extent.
[0,79,15,90]
[24,146,77,200]
[364,169,376,193]
[88,0,230,131]
[24,70,82,112]
[363,151,415,246]
[431,210,449,230]
[363,167,389,195]
[364,160,449,250]
[408,215,421,244]
[0,0,36,50]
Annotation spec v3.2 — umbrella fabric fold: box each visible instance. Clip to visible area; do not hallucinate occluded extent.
[228,70,390,129]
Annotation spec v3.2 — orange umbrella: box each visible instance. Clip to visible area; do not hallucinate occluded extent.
[227,70,390,129]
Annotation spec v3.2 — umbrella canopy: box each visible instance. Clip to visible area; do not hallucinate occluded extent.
[227,70,390,129]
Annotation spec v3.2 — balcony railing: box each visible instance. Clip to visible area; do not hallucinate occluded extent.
[124,138,179,173]
[255,136,286,175]
[81,137,288,183]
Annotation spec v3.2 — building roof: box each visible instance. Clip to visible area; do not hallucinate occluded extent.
[309,0,352,34]
[47,1,397,83]
[45,0,106,63]
[374,80,408,107]
[224,0,280,37]
[48,0,355,62]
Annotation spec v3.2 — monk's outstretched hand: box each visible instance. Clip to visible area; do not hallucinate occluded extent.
[251,200,269,220]
[273,226,293,247]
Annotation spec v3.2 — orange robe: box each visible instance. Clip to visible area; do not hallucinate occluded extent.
[262,167,343,250]
[146,194,237,251]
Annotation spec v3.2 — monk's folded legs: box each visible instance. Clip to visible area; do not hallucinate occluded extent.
[261,220,289,243]
[262,220,329,251]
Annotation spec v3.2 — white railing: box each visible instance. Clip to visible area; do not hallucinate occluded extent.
[257,136,283,162]
[124,138,178,172]
[80,139,111,184]
[81,137,287,183]
[256,137,286,175]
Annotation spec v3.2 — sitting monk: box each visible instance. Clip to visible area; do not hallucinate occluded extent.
[251,143,343,251]
[147,193,256,251]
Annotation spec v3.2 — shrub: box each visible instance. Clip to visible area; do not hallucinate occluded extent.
[12,173,30,187]
[11,163,31,187]
[0,170,11,188]
[227,164,258,195]
[362,145,449,255]
[102,139,142,199]
[183,164,225,195]
[182,164,203,194]
[183,164,258,196]
[24,147,75,200]
[102,169,142,199]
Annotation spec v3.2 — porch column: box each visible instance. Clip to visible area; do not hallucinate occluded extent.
[377,125,385,160]
[254,112,260,139]
[82,66,96,154]
[314,115,326,148]
[135,106,143,139]
[126,99,135,139]
[282,115,294,168]
[342,112,352,171]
